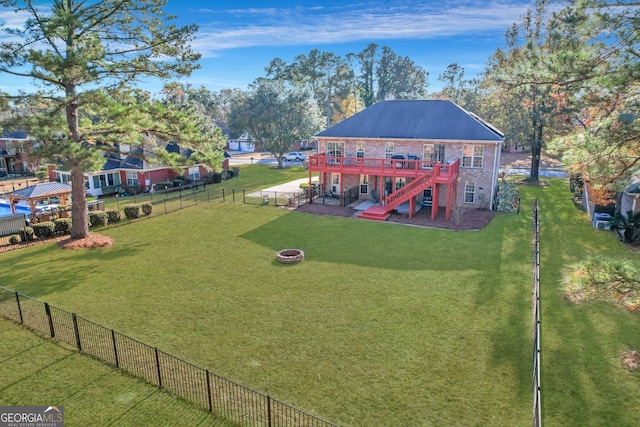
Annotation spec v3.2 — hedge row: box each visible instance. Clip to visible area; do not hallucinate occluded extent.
[8,204,152,245]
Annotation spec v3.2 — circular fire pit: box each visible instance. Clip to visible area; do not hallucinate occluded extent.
[276,248,305,264]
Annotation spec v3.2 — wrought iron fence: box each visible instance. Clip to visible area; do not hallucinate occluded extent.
[0,286,338,427]
[532,200,542,427]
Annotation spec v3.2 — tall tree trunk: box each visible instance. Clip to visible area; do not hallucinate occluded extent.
[70,161,89,239]
[529,121,543,182]
[66,85,89,239]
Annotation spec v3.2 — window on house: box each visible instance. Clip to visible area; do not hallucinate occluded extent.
[395,177,406,191]
[188,167,200,182]
[92,172,120,188]
[126,171,139,186]
[462,145,484,168]
[356,142,365,158]
[327,142,345,157]
[423,144,445,165]
[56,172,68,184]
[360,175,368,194]
[18,141,26,153]
[385,142,394,159]
[464,181,476,203]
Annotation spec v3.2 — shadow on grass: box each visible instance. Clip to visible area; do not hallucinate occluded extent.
[240,208,507,272]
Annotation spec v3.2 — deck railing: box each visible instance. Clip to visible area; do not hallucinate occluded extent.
[309,155,459,182]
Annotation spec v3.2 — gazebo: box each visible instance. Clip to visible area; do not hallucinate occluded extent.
[5,182,72,218]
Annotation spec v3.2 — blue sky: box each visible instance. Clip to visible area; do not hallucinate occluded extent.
[0,0,535,95]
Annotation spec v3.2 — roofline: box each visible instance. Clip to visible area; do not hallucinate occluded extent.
[315,136,503,144]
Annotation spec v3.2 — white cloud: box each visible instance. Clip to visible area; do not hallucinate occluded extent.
[193,1,530,57]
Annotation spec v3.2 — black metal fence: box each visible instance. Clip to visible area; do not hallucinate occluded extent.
[0,286,338,427]
[0,184,314,251]
[532,200,542,427]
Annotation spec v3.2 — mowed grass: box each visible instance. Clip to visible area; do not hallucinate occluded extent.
[0,318,233,426]
[0,174,638,426]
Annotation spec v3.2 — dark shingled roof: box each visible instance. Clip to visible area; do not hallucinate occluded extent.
[316,100,503,142]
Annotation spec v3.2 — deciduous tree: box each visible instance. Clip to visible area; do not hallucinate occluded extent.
[228,79,323,168]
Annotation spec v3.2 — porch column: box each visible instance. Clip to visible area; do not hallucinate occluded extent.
[431,184,440,220]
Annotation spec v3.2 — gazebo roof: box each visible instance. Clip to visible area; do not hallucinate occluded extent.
[7,182,72,199]
[5,182,73,217]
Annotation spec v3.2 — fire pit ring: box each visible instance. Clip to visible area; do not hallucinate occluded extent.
[276,248,305,264]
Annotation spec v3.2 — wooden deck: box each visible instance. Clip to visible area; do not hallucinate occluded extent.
[309,155,460,222]
[308,155,459,183]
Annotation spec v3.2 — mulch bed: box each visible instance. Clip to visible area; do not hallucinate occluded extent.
[295,203,499,231]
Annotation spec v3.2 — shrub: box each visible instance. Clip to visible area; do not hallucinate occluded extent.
[89,210,109,227]
[35,170,48,182]
[19,226,35,242]
[212,172,222,183]
[54,218,72,235]
[124,204,140,219]
[9,234,20,245]
[154,181,174,191]
[563,256,640,310]
[299,181,319,189]
[141,203,152,216]
[496,180,519,212]
[172,178,184,187]
[33,221,55,238]
[107,210,121,223]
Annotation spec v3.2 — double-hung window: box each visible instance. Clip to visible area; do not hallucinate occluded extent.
[462,145,484,168]
[464,181,476,203]
[423,144,445,165]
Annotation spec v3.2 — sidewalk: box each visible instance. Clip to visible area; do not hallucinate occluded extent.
[227,150,272,159]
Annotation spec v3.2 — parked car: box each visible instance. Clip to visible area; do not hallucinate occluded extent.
[283,152,307,161]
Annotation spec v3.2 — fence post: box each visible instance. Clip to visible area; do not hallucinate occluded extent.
[155,347,162,387]
[179,193,183,210]
[222,188,226,202]
[44,302,55,338]
[72,313,81,350]
[267,394,272,427]
[207,188,210,202]
[205,369,213,412]
[232,189,236,203]
[14,292,23,324]
[243,189,246,204]
[163,198,167,215]
[111,329,119,368]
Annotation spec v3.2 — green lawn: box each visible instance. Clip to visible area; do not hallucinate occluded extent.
[0,171,638,426]
[0,318,233,427]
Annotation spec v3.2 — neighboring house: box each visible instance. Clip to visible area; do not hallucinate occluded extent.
[50,142,228,197]
[0,131,37,177]
[227,131,257,153]
[308,100,504,221]
[620,174,640,215]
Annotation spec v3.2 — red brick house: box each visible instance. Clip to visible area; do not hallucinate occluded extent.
[308,100,504,221]
[50,142,229,197]
[0,131,34,177]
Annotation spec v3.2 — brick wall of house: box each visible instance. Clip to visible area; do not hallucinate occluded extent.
[316,138,500,209]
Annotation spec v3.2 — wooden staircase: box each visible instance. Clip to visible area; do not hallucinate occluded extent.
[358,170,434,222]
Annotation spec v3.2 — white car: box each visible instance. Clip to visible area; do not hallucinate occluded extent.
[283,152,307,162]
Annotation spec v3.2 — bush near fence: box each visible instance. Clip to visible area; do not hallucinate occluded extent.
[0,185,313,251]
[0,286,337,427]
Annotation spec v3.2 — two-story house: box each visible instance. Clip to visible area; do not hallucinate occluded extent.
[0,131,35,177]
[308,100,504,221]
